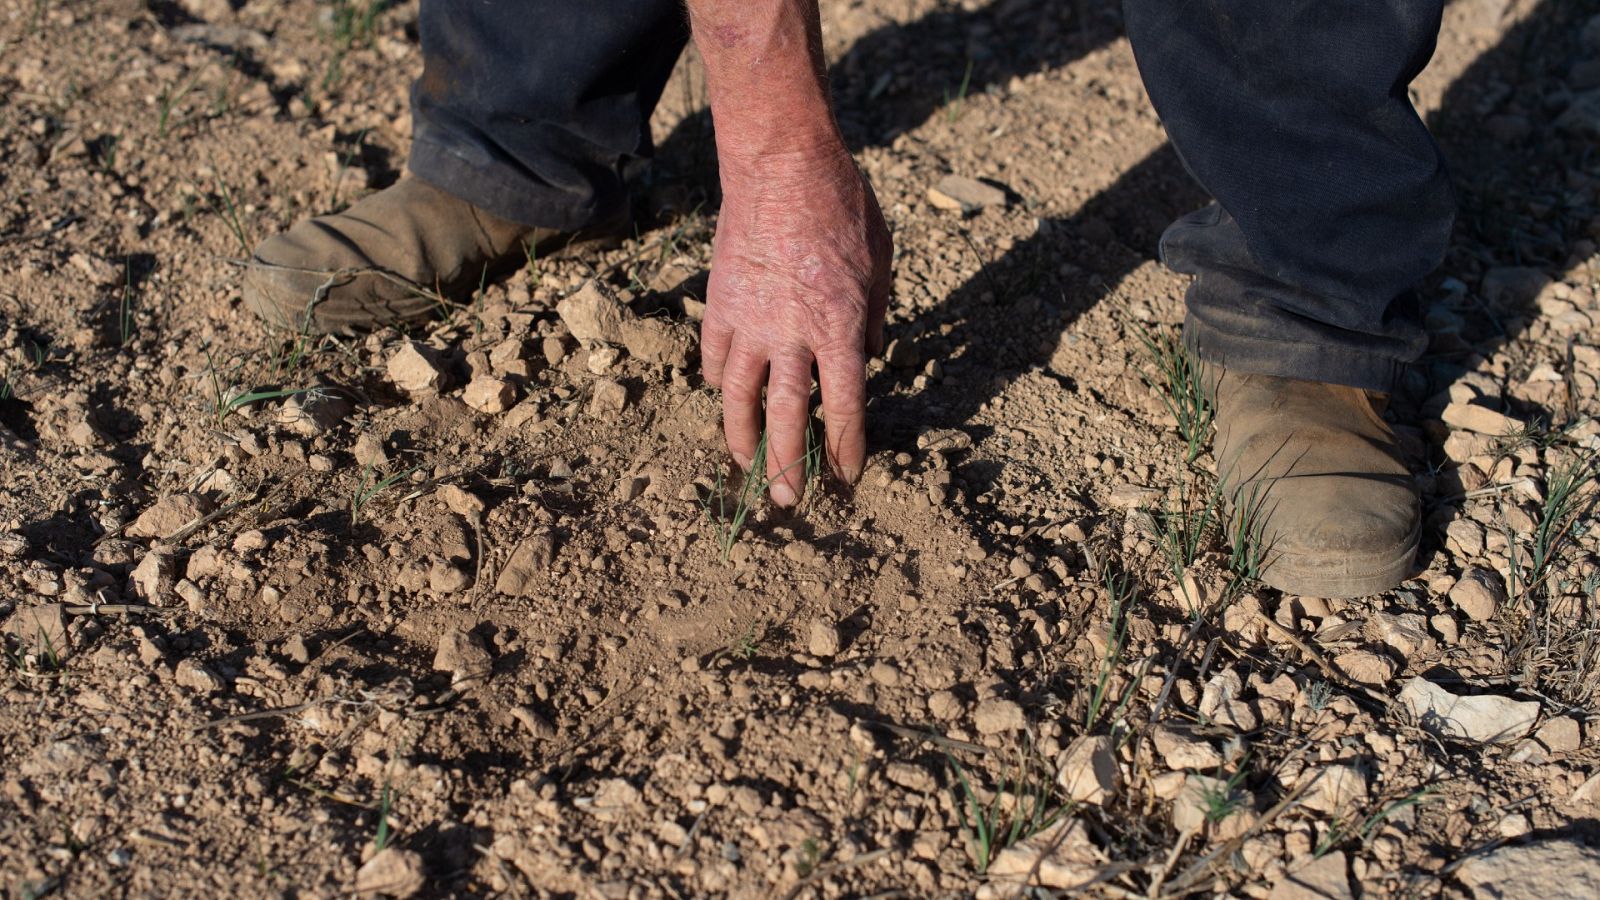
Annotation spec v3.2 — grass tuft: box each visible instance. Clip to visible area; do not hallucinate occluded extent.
[1133,322,1213,463]
[946,748,1064,874]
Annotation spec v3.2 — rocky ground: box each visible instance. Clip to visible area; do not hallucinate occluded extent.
[2,0,1600,897]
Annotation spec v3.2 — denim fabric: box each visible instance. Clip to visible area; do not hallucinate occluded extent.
[408,0,688,231]
[409,0,1452,391]
[1122,0,1453,392]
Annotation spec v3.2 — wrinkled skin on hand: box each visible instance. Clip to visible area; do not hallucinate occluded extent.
[700,149,892,505]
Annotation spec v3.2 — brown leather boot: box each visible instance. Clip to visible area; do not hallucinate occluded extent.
[1210,367,1420,598]
[242,179,619,333]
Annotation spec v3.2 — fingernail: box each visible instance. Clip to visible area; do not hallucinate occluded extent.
[770,481,797,507]
[733,454,752,471]
[838,466,862,484]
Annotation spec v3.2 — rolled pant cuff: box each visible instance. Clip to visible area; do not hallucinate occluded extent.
[1183,313,1409,395]
[408,136,617,234]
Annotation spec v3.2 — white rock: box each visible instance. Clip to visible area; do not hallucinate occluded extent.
[354,847,425,898]
[1299,764,1368,817]
[1450,568,1505,622]
[386,342,446,395]
[462,375,516,413]
[1056,735,1120,805]
[972,698,1025,735]
[1152,724,1223,770]
[1441,403,1521,436]
[983,820,1098,892]
[1398,677,1539,744]
[1455,840,1600,899]
[173,658,224,693]
[927,174,1007,212]
[556,281,628,344]
[808,620,841,658]
[1269,851,1353,900]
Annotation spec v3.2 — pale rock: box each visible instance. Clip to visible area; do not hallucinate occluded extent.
[488,338,531,375]
[1445,519,1485,557]
[1152,724,1223,770]
[1199,670,1258,730]
[433,627,492,684]
[427,560,472,594]
[386,342,447,395]
[927,690,962,720]
[983,820,1098,892]
[5,604,69,658]
[884,762,937,794]
[1431,613,1461,645]
[1496,813,1531,838]
[174,658,224,693]
[437,485,485,519]
[1366,611,1430,659]
[808,620,841,658]
[354,847,426,898]
[1269,851,1353,900]
[557,281,629,344]
[353,432,389,468]
[1056,735,1120,805]
[1334,649,1396,686]
[586,346,621,374]
[927,174,1007,212]
[620,318,697,368]
[1441,403,1521,436]
[494,533,556,596]
[1398,677,1539,743]
[1455,840,1600,899]
[1299,764,1369,817]
[1570,771,1600,804]
[588,378,629,418]
[127,493,215,540]
[1534,717,1582,753]
[1173,774,1253,837]
[541,336,569,366]
[972,698,1025,735]
[129,549,177,604]
[1450,567,1505,622]
[586,778,642,822]
[463,376,516,414]
[510,705,558,740]
[1106,483,1160,509]
[276,389,351,436]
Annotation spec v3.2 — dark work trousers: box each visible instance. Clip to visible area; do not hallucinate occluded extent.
[408,0,1454,393]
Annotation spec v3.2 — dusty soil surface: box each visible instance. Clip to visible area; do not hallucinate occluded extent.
[3,0,1600,897]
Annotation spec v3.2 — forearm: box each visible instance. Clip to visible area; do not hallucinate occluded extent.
[684,0,844,170]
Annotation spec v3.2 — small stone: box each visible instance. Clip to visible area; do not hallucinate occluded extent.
[1299,764,1368,817]
[129,549,178,604]
[1334,649,1396,687]
[588,378,628,418]
[489,338,530,374]
[5,604,69,658]
[1455,840,1600,899]
[557,281,629,344]
[1152,724,1223,770]
[1367,611,1430,659]
[495,533,556,596]
[541,336,570,366]
[587,778,642,822]
[427,559,472,594]
[1535,717,1582,753]
[1172,774,1252,836]
[276,389,351,436]
[353,433,389,468]
[884,338,919,368]
[437,485,485,519]
[1106,484,1160,509]
[1450,567,1505,622]
[972,698,1025,735]
[808,620,841,658]
[510,705,557,740]
[1398,677,1539,744]
[782,540,819,566]
[1269,851,1353,900]
[586,346,621,374]
[126,493,215,540]
[173,658,224,693]
[927,174,1007,212]
[884,762,937,793]
[433,627,492,684]
[927,690,962,720]
[355,847,426,898]
[1056,735,1120,805]
[620,318,697,368]
[984,820,1098,891]
[1441,403,1521,436]
[386,342,447,395]
[1497,813,1532,838]
[462,376,516,413]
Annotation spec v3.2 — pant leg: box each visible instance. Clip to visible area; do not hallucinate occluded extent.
[409,0,690,231]
[1122,0,1453,393]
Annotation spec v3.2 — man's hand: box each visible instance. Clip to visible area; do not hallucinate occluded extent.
[685,0,892,505]
[701,149,891,505]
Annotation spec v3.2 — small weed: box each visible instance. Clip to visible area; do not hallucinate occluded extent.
[1084,560,1136,731]
[794,837,822,879]
[1133,322,1213,463]
[1198,761,1252,824]
[1146,477,1220,582]
[946,749,1063,874]
[118,259,135,347]
[351,462,423,526]
[373,783,393,851]
[1304,680,1333,712]
[211,166,252,256]
[1,372,14,402]
[203,348,307,426]
[702,426,822,561]
[944,57,975,124]
[1222,481,1270,590]
[1313,786,1433,857]
[1505,447,1599,604]
[320,0,383,90]
[328,128,370,211]
[157,69,204,139]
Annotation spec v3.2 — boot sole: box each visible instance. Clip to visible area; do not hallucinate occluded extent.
[1255,521,1420,599]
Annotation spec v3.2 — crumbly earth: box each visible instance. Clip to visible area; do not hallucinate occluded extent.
[2,0,1599,898]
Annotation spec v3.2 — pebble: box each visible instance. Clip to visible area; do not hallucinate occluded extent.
[1333,649,1396,687]
[276,389,351,436]
[1450,567,1506,622]
[808,620,841,658]
[1441,402,1521,436]
[1056,735,1119,805]
[1455,840,1600,899]
[386,342,447,395]
[926,174,1007,212]
[1152,724,1223,770]
[463,375,516,413]
[1269,851,1353,900]
[557,280,629,344]
[173,658,224,693]
[433,627,492,684]
[495,533,556,596]
[972,697,1025,735]
[588,378,629,418]
[126,493,215,540]
[354,847,426,898]
[510,705,558,740]
[5,604,69,658]
[1300,764,1368,817]
[1534,717,1582,753]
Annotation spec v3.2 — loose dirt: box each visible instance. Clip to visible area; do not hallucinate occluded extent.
[2,0,1599,897]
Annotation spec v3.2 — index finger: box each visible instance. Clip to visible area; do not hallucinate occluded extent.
[816,347,869,484]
